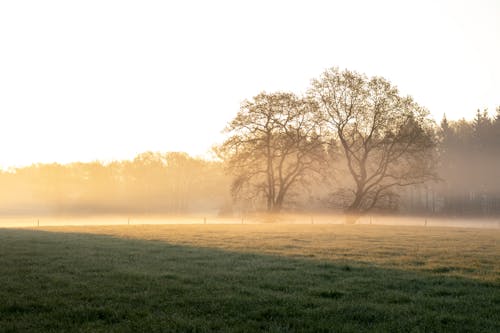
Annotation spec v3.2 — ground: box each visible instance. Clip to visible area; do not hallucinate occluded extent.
[0,222,499,332]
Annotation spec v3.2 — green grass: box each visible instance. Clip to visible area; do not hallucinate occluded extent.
[0,224,499,332]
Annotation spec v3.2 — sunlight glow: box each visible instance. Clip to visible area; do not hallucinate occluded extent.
[0,0,499,167]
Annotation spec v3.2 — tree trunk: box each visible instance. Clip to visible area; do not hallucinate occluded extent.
[345,190,364,224]
[344,212,361,224]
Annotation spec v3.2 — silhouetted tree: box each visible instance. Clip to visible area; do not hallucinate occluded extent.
[309,68,438,221]
[440,114,453,143]
[217,92,328,213]
[494,106,500,151]
[472,109,493,150]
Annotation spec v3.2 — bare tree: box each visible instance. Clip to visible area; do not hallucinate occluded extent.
[309,68,437,221]
[217,92,327,213]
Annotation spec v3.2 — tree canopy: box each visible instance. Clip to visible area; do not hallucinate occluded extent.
[309,68,438,219]
[217,92,327,212]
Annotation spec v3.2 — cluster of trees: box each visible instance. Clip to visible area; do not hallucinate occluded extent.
[435,108,500,215]
[218,68,438,221]
[0,152,229,216]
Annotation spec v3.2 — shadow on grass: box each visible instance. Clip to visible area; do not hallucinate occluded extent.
[0,229,498,332]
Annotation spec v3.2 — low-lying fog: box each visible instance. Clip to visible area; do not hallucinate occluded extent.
[1,214,499,229]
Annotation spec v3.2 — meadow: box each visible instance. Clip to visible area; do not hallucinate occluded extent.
[0,221,499,332]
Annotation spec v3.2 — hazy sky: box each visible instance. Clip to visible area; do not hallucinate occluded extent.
[1,0,499,167]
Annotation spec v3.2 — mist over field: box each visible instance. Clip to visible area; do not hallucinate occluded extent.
[1,214,499,230]
[1,105,499,226]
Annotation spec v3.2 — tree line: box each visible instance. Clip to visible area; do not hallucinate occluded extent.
[0,152,230,216]
[1,67,498,219]
[434,108,500,215]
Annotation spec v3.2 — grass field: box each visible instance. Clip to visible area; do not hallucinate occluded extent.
[0,223,499,332]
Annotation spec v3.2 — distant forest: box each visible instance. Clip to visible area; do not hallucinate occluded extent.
[398,108,500,216]
[433,109,500,216]
[0,108,498,217]
[0,152,230,216]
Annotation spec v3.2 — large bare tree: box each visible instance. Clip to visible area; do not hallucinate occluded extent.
[217,92,327,213]
[309,68,437,221]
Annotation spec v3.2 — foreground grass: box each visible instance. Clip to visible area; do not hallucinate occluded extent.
[0,224,499,332]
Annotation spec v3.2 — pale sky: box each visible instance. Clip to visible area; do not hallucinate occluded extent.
[0,0,499,167]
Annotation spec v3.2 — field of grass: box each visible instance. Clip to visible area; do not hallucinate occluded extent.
[0,223,499,332]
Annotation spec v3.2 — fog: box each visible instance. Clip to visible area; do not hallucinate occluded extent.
[1,110,499,226]
[1,213,499,231]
